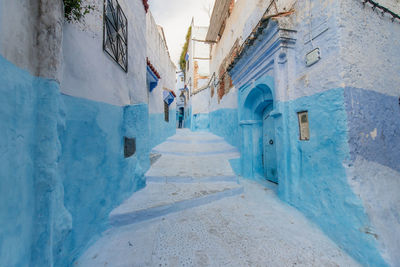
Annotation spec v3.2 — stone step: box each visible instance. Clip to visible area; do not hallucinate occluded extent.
[146,175,238,183]
[152,140,238,155]
[151,148,239,156]
[164,138,226,144]
[109,182,243,227]
[146,154,239,178]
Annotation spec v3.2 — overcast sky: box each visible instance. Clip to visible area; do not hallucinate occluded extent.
[148,0,215,69]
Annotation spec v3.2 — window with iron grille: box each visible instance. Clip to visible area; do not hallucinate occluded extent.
[103,0,128,72]
[164,102,169,122]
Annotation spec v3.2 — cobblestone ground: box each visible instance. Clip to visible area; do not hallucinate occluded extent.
[76,129,360,267]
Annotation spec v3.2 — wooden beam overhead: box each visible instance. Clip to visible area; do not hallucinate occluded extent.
[205,0,231,42]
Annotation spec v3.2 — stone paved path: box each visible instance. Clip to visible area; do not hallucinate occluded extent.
[76,129,359,267]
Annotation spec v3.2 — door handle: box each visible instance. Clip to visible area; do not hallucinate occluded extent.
[269,139,274,145]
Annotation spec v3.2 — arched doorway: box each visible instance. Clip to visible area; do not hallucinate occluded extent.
[240,78,278,183]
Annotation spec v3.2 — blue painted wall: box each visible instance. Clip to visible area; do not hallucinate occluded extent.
[234,69,387,266]
[0,55,74,267]
[191,113,210,131]
[209,108,240,148]
[149,109,176,149]
[184,106,192,129]
[277,88,386,266]
[0,55,169,266]
[344,87,400,172]
[0,55,37,267]
[57,97,149,266]
[225,0,390,262]
[235,77,387,265]
[344,87,400,266]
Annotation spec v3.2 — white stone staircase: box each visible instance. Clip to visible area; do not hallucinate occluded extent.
[108,129,243,227]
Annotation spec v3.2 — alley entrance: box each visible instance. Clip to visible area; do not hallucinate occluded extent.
[76,130,359,267]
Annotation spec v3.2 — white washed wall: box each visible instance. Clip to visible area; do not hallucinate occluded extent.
[208,0,295,110]
[0,0,63,80]
[146,11,177,114]
[61,0,147,106]
[192,89,210,114]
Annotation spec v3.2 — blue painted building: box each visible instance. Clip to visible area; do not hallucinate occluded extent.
[203,0,400,266]
[0,0,176,266]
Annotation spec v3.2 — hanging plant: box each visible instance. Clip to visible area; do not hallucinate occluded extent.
[179,26,192,73]
[63,0,94,21]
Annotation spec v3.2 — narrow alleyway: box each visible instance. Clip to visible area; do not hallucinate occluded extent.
[76,130,359,267]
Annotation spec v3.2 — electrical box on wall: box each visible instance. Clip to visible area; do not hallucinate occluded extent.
[298,111,310,141]
[305,48,321,67]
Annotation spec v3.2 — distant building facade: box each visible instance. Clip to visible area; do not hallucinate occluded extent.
[176,71,186,127]
[195,0,400,266]
[184,19,211,130]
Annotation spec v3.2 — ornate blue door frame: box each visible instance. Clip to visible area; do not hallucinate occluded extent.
[228,19,296,192]
[238,77,279,181]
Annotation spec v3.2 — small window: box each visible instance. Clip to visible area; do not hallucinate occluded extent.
[297,111,310,141]
[164,102,169,122]
[124,137,136,158]
[103,0,128,72]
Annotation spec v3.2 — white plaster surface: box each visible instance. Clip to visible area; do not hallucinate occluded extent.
[289,0,345,101]
[338,0,400,97]
[0,0,38,74]
[0,0,63,80]
[209,0,295,79]
[61,0,147,106]
[207,0,296,110]
[209,85,238,111]
[347,157,400,267]
[185,22,211,95]
[192,89,210,114]
[37,0,64,80]
[77,130,360,267]
[176,72,185,91]
[209,0,269,77]
[147,12,177,114]
[376,0,400,14]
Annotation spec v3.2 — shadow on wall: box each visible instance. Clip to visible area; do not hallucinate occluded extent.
[276,88,387,267]
[192,113,210,131]
[149,108,176,149]
[184,106,192,129]
[344,87,400,266]
[57,97,150,266]
[209,109,240,148]
[0,55,53,267]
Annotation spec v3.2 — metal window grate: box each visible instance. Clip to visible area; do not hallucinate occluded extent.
[103,0,128,72]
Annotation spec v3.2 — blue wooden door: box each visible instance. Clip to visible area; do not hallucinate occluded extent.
[263,110,278,183]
